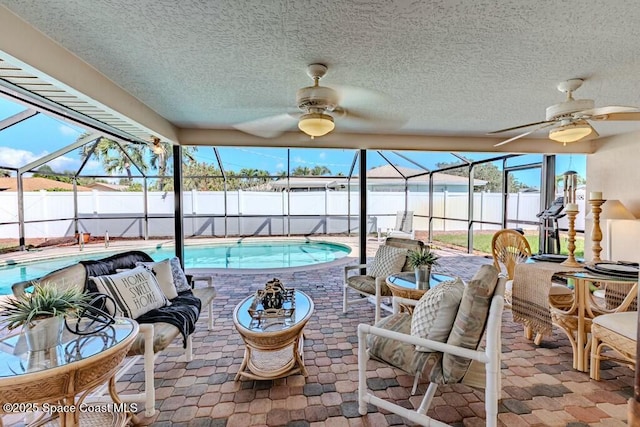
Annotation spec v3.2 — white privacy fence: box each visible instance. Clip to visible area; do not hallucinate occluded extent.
[0,190,586,239]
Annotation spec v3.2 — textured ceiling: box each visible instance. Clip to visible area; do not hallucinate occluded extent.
[1,0,640,149]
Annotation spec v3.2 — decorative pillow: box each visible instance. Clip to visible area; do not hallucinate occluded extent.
[135,259,179,300]
[90,266,168,319]
[430,264,499,384]
[168,257,191,293]
[368,245,408,278]
[411,277,465,352]
[367,312,440,376]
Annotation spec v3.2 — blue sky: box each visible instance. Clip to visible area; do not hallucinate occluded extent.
[0,97,586,186]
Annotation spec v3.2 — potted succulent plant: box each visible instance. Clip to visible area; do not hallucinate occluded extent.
[0,282,88,351]
[407,246,439,290]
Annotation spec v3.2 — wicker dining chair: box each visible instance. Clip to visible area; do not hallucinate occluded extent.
[491,229,573,345]
[491,229,532,308]
[590,311,638,380]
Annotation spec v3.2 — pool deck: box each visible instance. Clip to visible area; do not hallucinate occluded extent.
[0,237,633,426]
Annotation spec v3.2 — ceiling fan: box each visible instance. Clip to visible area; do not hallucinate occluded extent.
[233,63,404,139]
[490,78,640,147]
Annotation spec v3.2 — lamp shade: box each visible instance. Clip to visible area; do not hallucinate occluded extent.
[602,200,636,220]
[298,113,335,138]
[549,121,594,144]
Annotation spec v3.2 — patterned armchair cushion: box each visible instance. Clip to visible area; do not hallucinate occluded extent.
[368,245,408,279]
[367,312,440,376]
[430,264,499,384]
[346,275,391,297]
[411,277,465,351]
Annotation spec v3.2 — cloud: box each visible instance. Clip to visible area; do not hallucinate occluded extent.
[318,151,326,159]
[0,147,76,171]
[58,125,79,136]
[275,162,284,170]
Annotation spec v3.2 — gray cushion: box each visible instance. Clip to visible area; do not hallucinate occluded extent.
[346,275,391,297]
[430,264,499,384]
[368,312,440,376]
[168,257,192,293]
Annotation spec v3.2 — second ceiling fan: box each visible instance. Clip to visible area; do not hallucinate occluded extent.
[490,78,640,147]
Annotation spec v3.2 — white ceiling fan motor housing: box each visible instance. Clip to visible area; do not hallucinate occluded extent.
[545,98,595,120]
[296,85,339,112]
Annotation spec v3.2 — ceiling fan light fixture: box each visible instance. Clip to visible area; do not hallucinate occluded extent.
[298,112,335,138]
[548,121,594,144]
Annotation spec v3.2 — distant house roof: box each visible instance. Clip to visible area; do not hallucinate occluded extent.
[359,164,488,186]
[86,182,129,191]
[269,165,487,190]
[0,177,92,192]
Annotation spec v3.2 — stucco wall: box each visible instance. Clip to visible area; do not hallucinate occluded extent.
[585,131,640,262]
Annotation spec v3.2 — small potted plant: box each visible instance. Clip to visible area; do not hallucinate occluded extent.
[0,282,88,351]
[407,246,439,290]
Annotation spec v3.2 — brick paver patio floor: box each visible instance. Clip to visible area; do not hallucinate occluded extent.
[3,244,633,426]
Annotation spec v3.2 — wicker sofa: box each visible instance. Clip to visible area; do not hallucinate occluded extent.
[11,250,217,417]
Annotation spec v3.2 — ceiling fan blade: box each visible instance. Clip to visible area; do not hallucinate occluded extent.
[331,84,392,109]
[493,122,557,147]
[488,119,556,134]
[578,105,640,118]
[339,107,407,130]
[588,111,640,121]
[233,113,299,138]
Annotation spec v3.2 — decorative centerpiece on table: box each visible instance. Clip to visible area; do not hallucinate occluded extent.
[248,278,295,320]
[407,246,439,290]
[0,282,89,351]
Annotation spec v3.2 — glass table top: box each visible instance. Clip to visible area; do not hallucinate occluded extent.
[0,318,136,378]
[235,290,313,332]
[387,272,455,290]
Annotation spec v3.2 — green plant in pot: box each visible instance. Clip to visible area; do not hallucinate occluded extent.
[407,246,439,290]
[0,282,88,351]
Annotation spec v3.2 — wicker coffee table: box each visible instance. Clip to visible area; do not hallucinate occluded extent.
[233,290,314,381]
[0,318,138,427]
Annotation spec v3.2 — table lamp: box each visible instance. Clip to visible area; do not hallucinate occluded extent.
[601,200,636,260]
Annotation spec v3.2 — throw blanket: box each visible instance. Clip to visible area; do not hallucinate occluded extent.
[81,260,201,348]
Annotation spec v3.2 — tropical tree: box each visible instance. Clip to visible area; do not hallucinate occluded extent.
[311,165,331,176]
[33,165,106,187]
[292,165,333,176]
[79,135,147,180]
[435,160,528,192]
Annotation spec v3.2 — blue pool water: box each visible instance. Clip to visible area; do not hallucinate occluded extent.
[0,240,351,295]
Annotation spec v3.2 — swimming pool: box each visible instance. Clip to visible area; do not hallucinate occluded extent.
[0,240,351,295]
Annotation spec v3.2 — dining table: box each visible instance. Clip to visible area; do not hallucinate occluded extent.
[511,260,638,372]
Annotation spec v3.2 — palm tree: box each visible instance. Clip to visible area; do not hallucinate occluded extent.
[79,135,147,178]
[311,165,331,176]
[292,166,312,176]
